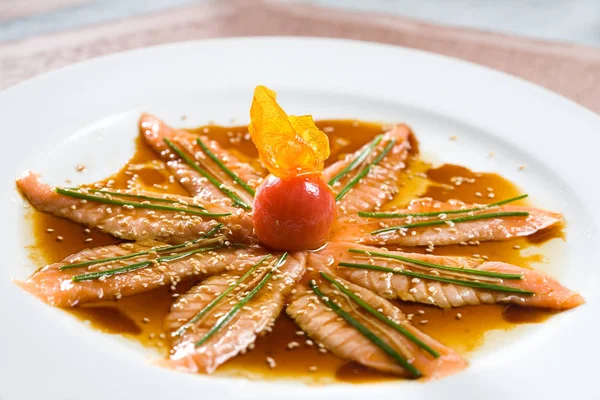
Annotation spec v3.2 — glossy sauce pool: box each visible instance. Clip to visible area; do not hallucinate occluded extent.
[26,120,563,384]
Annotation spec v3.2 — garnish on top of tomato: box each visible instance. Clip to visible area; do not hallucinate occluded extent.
[249,86,336,251]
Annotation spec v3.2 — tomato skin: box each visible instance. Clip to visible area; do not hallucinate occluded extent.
[253,174,336,251]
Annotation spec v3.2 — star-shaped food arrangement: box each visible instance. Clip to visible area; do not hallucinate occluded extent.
[17,86,583,381]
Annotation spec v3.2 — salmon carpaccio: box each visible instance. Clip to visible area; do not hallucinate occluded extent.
[287,275,467,379]
[310,242,583,310]
[332,197,562,246]
[21,241,275,307]
[164,251,306,374]
[16,112,585,382]
[17,171,255,245]
[324,125,417,216]
[140,113,264,205]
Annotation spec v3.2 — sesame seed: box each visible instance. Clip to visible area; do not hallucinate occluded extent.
[46,228,55,233]
[266,357,276,369]
[287,341,300,350]
[76,164,86,172]
[518,164,527,171]
[308,366,318,372]
[56,236,63,241]
[513,245,521,249]
[419,320,429,325]
[456,313,462,320]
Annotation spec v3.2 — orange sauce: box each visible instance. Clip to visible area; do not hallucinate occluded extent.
[25,120,563,384]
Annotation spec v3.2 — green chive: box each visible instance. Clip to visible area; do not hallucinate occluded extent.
[348,248,522,280]
[194,252,287,347]
[72,246,221,282]
[336,138,397,202]
[309,279,421,378]
[328,135,383,186]
[61,224,223,271]
[196,137,255,196]
[56,188,230,218]
[339,262,534,295]
[174,254,272,337]
[358,194,529,218]
[371,211,530,235]
[66,188,206,210]
[164,138,251,211]
[320,272,439,358]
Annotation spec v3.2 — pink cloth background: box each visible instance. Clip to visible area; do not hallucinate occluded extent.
[1,0,599,113]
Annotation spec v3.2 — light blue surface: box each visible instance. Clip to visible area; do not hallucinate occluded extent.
[1,0,599,46]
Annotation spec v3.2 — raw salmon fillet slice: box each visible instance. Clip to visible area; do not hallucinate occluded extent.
[287,274,467,379]
[140,113,263,205]
[163,251,306,374]
[333,197,562,246]
[323,125,417,216]
[20,241,271,307]
[309,242,584,310]
[17,171,255,244]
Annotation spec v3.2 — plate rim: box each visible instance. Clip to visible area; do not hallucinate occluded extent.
[1,36,599,400]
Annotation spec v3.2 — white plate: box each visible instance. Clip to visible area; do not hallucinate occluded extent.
[1,37,598,400]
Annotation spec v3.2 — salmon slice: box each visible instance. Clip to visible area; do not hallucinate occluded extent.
[287,275,466,379]
[20,240,272,307]
[140,113,263,205]
[323,125,417,216]
[310,242,583,310]
[333,197,562,246]
[163,251,306,374]
[17,171,255,244]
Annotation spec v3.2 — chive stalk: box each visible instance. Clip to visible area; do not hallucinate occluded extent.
[309,279,421,378]
[56,188,230,217]
[164,138,251,211]
[358,194,528,218]
[339,262,534,295]
[371,211,530,235]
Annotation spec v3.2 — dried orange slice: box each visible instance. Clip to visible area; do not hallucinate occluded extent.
[248,85,330,178]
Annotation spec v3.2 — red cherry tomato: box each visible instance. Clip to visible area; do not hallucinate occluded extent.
[253,174,336,251]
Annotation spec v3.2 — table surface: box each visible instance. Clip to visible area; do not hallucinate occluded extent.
[2,0,600,47]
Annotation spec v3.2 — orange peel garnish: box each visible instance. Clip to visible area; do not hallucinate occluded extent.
[249,85,330,179]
